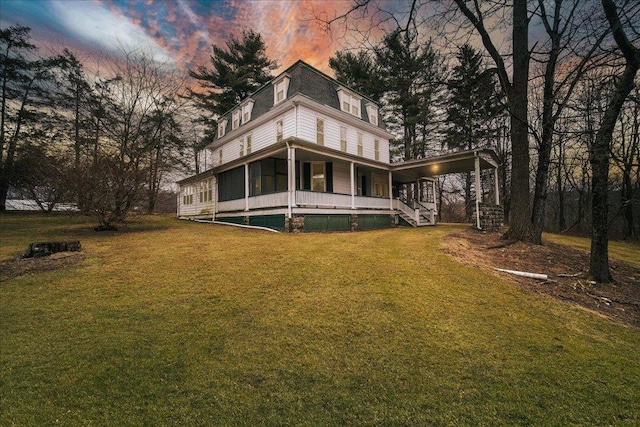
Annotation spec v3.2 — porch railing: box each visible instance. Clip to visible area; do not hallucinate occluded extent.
[217,198,245,212]
[248,192,288,210]
[295,191,352,208]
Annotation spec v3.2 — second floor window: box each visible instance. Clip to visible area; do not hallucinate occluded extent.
[357,133,363,156]
[218,149,223,165]
[340,126,347,152]
[239,139,244,157]
[374,139,380,161]
[246,135,252,154]
[316,118,324,145]
[276,120,283,142]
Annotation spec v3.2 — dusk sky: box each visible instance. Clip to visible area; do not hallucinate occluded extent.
[0,0,379,77]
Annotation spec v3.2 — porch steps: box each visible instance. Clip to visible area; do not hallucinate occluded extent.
[398,210,434,227]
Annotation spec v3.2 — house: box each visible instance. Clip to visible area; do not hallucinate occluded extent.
[177,60,501,232]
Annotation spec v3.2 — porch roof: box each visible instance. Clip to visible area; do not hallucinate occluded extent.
[390,148,500,183]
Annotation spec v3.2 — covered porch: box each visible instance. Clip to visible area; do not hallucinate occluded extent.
[390,148,501,229]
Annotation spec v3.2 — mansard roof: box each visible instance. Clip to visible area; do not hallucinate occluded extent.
[214,60,385,140]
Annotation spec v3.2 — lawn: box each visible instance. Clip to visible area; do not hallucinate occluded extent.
[1,214,639,425]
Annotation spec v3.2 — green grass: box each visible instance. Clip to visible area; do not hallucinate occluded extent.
[544,232,640,268]
[1,214,639,425]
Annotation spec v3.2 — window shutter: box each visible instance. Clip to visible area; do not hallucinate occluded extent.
[303,162,311,190]
[326,162,333,193]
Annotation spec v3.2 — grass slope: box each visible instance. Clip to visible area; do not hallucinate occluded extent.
[1,214,639,425]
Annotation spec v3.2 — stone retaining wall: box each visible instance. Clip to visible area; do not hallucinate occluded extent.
[471,203,504,231]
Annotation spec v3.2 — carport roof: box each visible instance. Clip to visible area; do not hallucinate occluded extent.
[391,148,500,183]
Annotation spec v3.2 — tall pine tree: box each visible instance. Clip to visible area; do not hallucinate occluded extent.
[445,44,504,221]
[189,30,277,143]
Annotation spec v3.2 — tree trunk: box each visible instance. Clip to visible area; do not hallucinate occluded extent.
[503,0,535,242]
[589,0,640,282]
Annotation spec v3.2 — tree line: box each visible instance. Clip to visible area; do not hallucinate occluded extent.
[314,0,639,282]
[1,0,639,282]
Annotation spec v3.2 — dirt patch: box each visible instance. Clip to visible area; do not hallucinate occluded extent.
[442,228,640,328]
[0,252,86,282]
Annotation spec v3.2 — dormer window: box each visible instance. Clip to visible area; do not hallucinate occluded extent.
[232,110,240,130]
[241,99,254,124]
[337,88,361,118]
[273,74,290,105]
[217,118,228,138]
[366,103,378,126]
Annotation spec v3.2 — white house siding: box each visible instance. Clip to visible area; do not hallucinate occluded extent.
[332,161,351,194]
[210,109,297,168]
[297,105,390,163]
[178,178,215,217]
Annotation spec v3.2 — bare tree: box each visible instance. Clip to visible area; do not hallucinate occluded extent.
[588,0,640,282]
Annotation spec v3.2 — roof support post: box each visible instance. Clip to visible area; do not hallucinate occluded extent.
[494,167,500,206]
[244,163,249,212]
[475,153,481,229]
[388,171,393,210]
[350,162,355,209]
[286,142,293,218]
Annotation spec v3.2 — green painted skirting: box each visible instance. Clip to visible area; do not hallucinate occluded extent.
[304,215,351,232]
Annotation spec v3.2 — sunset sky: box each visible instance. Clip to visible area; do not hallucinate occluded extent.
[0,0,383,77]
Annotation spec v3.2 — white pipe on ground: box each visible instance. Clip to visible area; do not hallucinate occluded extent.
[494,268,548,280]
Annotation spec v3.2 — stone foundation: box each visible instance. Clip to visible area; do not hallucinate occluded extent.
[472,203,504,231]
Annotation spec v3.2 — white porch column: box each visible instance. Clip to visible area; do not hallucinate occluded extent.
[244,163,249,211]
[350,162,356,209]
[432,179,437,215]
[213,176,218,219]
[494,167,500,205]
[287,145,293,218]
[388,171,393,210]
[474,154,481,229]
[291,147,296,207]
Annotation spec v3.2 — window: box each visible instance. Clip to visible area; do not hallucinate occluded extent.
[316,118,324,145]
[374,182,388,198]
[249,162,261,196]
[338,89,362,118]
[249,158,288,196]
[312,162,325,192]
[239,139,244,157]
[246,135,252,154]
[273,75,290,105]
[218,166,245,201]
[340,126,347,152]
[276,119,283,142]
[232,110,240,130]
[374,139,380,161]
[182,186,193,205]
[366,103,378,126]
[217,119,227,138]
[218,149,223,165]
[199,179,213,202]
[357,133,363,156]
[241,99,254,124]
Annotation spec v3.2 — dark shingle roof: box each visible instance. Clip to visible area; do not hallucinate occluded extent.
[215,60,385,141]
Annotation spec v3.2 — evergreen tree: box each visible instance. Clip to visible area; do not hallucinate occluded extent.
[0,25,63,211]
[375,30,445,160]
[329,50,384,102]
[445,44,504,220]
[189,30,277,143]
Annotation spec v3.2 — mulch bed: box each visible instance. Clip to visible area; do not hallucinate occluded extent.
[442,228,640,328]
[0,252,86,282]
